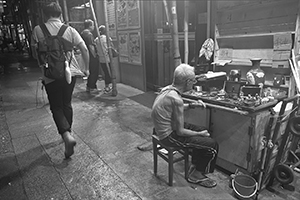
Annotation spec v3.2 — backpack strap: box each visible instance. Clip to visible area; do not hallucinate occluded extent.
[40,23,68,37]
[57,24,73,64]
[40,23,51,37]
[57,24,68,37]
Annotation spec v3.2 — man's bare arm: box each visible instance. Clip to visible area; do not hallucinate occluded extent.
[77,42,90,76]
[88,44,97,57]
[173,98,210,137]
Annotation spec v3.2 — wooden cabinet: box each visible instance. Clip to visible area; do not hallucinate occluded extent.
[184,107,210,129]
[183,98,273,174]
[210,108,271,173]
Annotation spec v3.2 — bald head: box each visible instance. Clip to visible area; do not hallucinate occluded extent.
[172,64,195,86]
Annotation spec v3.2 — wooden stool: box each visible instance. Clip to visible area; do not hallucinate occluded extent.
[152,134,189,186]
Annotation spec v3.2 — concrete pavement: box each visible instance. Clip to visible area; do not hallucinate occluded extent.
[0,53,299,200]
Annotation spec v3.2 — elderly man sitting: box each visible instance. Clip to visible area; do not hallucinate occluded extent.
[151,63,219,188]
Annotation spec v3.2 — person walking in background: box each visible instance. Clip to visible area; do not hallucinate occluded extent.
[81,19,101,93]
[95,25,112,93]
[151,63,219,188]
[1,33,9,52]
[31,2,89,159]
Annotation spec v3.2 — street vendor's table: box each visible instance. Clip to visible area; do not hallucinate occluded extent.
[183,94,278,174]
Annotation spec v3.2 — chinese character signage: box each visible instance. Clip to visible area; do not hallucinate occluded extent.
[106,0,117,39]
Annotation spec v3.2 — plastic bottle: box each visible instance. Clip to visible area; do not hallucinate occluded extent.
[65,61,71,84]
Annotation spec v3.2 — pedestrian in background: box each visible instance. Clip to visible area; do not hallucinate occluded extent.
[31,2,89,159]
[95,25,112,93]
[81,19,101,93]
[1,33,9,52]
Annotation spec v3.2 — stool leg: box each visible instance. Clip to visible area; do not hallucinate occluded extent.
[153,140,158,175]
[168,150,174,186]
[184,150,189,180]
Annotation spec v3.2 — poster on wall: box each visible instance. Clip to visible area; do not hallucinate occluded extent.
[106,0,117,39]
[116,0,127,28]
[116,0,140,29]
[127,0,140,28]
[118,31,129,62]
[128,31,141,64]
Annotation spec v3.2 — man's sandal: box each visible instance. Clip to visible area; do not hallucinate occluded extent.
[187,176,217,188]
[104,86,112,93]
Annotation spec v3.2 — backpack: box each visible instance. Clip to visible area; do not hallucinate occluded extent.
[37,24,73,80]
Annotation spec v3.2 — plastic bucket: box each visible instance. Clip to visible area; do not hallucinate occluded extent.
[232,174,258,200]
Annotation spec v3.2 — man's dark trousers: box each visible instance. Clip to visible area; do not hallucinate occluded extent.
[160,123,219,174]
[87,55,100,89]
[44,77,76,135]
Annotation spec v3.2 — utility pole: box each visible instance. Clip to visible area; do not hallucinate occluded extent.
[62,0,69,25]
[184,0,189,63]
[171,1,181,68]
[103,0,118,96]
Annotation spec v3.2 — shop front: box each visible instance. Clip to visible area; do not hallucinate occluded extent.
[183,0,300,190]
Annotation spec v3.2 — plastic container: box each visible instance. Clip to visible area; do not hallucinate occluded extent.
[232,174,258,200]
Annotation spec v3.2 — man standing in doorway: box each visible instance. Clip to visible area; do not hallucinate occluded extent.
[81,19,101,93]
[95,25,112,93]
